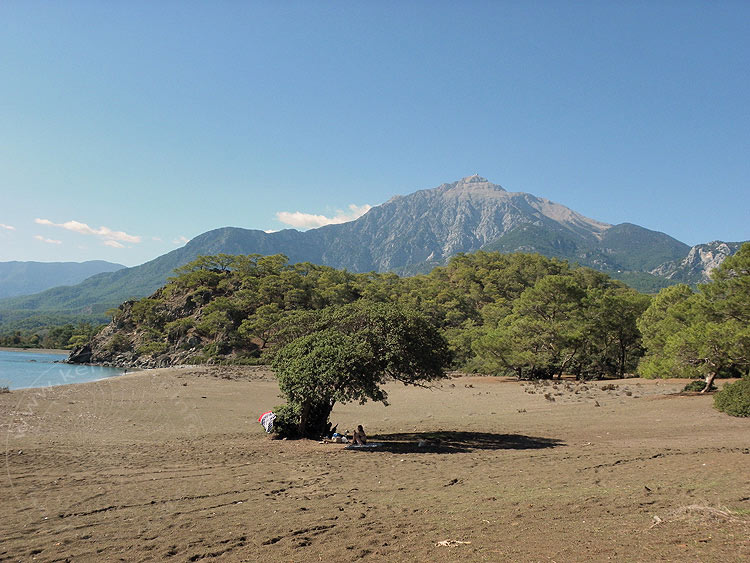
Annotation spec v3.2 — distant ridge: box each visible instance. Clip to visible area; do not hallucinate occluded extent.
[0,176,745,329]
[0,260,125,300]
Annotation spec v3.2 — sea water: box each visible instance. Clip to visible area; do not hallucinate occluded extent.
[0,349,125,390]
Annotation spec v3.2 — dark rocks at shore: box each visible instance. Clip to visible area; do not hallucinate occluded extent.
[66,340,211,369]
[67,344,92,364]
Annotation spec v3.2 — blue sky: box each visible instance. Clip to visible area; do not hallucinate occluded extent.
[1,1,748,267]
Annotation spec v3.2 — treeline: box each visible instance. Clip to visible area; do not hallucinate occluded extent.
[77,251,653,379]
[12,245,750,384]
[638,243,750,389]
[0,322,101,350]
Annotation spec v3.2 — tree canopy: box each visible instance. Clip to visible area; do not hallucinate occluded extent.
[473,271,649,379]
[271,301,452,438]
[638,243,750,390]
[66,250,654,381]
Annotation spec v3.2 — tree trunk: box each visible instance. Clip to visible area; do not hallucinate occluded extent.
[558,347,579,379]
[298,399,335,439]
[298,403,311,437]
[700,372,717,394]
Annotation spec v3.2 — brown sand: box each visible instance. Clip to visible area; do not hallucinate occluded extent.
[1,367,748,562]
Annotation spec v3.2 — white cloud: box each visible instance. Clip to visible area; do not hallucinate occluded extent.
[35,218,142,244]
[172,235,189,245]
[34,234,62,245]
[103,240,125,248]
[0,223,15,231]
[276,203,372,229]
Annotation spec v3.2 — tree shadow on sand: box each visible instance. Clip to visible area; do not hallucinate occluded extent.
[354,431,565,454]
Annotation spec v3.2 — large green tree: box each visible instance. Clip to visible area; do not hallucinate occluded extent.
[638,243,750,391]
[579,288,650,378]
[271,301,452,438]
[473,272,647,379]
[636,284,695,378]
[473,275,587,379]
[673,244,750,391]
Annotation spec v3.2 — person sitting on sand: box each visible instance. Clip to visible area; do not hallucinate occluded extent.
[352,424,367,445]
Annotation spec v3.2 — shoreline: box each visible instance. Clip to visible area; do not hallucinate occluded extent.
[0,346,69,355]
[1,368,156,393]
[0,349,133,392]
[2,364,270,393]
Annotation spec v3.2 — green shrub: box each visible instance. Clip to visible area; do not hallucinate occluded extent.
[271,403,301,439]
[683,379,717,392]
[227,355,265,366]
[185,353,209,364]
[203,342,231,357]
[105,333,130,354]
[130,298,166,328]
[714,377,750,417]
[165,318,195,340]
[136,341,168,355]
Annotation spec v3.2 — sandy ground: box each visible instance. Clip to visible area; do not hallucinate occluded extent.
[1,366,748,562]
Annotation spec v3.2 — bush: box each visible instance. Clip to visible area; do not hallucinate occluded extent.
[271,403,301,439]
[165,318,195,340]
[227,355,264,366]
[714,377,750,417]
[683,379,717,392]
[105,333,130,354]
[185,353,209,364]
[202,342,231,357]
[136,341,168,355]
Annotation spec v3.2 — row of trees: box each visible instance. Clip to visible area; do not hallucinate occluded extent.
[11,244,750,391]
[90,251,650,381]
[266,244,750,434]
[473,274,648,380]
[0,322,100,350]
[637,244,750,391]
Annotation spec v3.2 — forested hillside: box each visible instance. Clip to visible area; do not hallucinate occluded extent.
[69,251,651,380]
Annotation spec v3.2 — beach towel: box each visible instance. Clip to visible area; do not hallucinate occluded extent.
[258,411,276,433]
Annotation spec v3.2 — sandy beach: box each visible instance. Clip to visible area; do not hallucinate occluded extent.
[1,367,748,562]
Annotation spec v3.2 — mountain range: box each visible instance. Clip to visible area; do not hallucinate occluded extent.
[0,175,744,330]
[0,260,124,300]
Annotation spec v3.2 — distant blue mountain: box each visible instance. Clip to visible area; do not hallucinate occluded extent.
[0,260,125,299]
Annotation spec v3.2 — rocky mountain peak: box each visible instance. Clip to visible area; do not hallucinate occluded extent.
[460,174,489,184]
[444,174,506,196]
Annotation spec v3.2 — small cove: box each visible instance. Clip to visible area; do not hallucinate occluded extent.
[0,349,125,390]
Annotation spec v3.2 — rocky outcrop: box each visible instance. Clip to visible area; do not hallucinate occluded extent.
[66,284,259,368]
[67,344,92,364]
[650,241,743,284]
